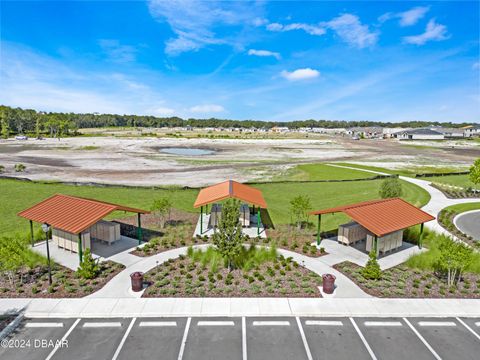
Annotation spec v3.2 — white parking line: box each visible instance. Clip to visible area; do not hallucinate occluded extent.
[139,321,177,327]
[403,318,441,360]
[242,317,247,360]
[197,321,235,326]
[26,322,63,328]
[296,317,313,360]
[476,322,480,327]
[112,318,136,360]
[177,317,191,360]
[305,320,343,326]
[252,321,290,326]
[456,317,480,341]
[364,321,402,327]
[45,318,80,360]
[83,322,122,328]
[418,321,456,327]
[350,318,377,360]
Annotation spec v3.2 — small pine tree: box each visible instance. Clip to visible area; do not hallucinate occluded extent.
[379,177,402,199]
[77,248,100,279]
[362,251,382,280]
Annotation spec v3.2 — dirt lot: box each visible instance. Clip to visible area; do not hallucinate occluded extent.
[0,134,476,186]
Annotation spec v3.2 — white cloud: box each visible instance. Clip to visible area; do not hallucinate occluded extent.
[152,107,176,116]
[189,104,225,113]
[148,0,264,55]
[280,68,320,81]
[398,6,430,26]
[403,19,449,45]
[379,6,429,26]
[98,39,137,62]
[324,14,378,48]
[248,49,281,60]
[267,22,326,36]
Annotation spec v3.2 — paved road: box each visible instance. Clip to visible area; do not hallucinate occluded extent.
[455,211,480,241]
[1,316,479,360]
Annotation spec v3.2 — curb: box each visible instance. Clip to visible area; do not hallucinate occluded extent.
[0,313,24,341]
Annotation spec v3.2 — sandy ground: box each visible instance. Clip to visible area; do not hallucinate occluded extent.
[0,135,477,186]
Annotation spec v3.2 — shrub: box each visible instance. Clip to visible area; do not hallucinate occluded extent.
[362,251,382,280]
[14,163,26,172]
[76,249,100,280]
[379,177,402,199]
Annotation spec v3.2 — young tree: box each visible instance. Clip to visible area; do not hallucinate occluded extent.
[469,158,480,185]
[379,177,403,199]
[211,199,245,271]
[289,195,312,229]
[437,236,473,286]
[77,248,100,280]
[151,198,173,228]
[362,251,382,280]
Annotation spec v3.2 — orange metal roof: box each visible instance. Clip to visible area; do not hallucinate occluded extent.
[18,194,149,234]
[310,198,434,237]
[193,180,267,208]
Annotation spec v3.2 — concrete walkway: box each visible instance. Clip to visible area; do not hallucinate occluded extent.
[88,244,371,299]
[328,164,480,238]
[1,297,479,318]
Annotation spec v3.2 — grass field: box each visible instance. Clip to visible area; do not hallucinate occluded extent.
[427,174,474,189]
[442,202,480,214]
[0,165,430,238]
[274,163,375,181]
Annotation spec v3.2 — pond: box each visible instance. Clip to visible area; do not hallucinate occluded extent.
[159,147,215,156]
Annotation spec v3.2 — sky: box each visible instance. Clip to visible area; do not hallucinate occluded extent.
[0,0,479,123]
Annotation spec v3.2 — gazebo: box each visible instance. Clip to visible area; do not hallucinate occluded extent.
[18,194,149,262]
[310,198,435,256]
[193,180,268,237]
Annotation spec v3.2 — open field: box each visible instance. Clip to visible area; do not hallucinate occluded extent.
[0,174,429,238]
[0,134,477,186]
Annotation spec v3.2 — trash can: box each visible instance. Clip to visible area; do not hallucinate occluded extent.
[130,271,144,292]
[322,274,336,294]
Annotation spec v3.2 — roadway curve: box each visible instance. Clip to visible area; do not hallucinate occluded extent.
[454,210,480,241]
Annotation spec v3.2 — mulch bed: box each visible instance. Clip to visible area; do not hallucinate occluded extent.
[0,261,125,298]
[334,261,480,298]
[266,226,328,258]
[143,254,323,298]
[431,183,480,199]
[438,209,479,248]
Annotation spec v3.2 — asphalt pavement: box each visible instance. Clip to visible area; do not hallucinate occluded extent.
[0,316,479,360]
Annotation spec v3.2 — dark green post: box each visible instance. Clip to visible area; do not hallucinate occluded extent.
[257,207,261,235]
[316,214,322,246]
[30,220,34,247]
[137,213,143,245]
[200,206,203,234]
[418,223,424,249]
[78,233,83,263]
[374,235,378,256]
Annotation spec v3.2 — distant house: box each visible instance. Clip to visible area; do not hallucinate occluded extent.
[383,128,408,138]
[346,127,383,138]
[462,125,480,137]
[271,126,289,133]
[394,128,445,140]
[431,127,465,139]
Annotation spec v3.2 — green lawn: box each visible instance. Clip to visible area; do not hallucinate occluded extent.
[336,162,468,177]
[427,174,475,189]
[0,174,430,238]
[442,202,480,214]
[275,163,376,181]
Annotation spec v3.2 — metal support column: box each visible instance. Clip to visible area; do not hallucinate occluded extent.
[137,213,143,245]
[317,214,322,246]
[418,223,424,249]
[374,235,378,256]
[200,206,203,234]
[30,220,34,247]
[78,233,83,263]
[257,207,261,235]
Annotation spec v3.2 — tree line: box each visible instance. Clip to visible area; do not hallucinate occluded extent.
[0,105,472,138]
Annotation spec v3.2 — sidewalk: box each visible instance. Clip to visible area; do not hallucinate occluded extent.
[1,297,479,318]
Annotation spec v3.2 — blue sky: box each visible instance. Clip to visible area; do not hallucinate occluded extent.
[0,1,478,123]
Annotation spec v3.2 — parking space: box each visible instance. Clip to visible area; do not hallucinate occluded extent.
[0,318,76,360]
[246,317,309,360]
[183,317,242,360]
[357,317,436,360]
[50,318,130,360]
[410,317,480,360]
[117,318,187,360]
[301,317,371,360]
[1,316,479,360]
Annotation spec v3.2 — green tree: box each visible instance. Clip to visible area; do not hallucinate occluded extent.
[211,199,245,271]
[379,177,403,199]
[289,195,312,229]
[436,236,473,286]
[362,251,382,280]
[77,248,100,279]
[151,198,173,228]
[469,158,480,185]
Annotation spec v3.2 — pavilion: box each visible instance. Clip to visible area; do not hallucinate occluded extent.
[193,180,268,238]
[18,194,149,263]
[310,198,435,256]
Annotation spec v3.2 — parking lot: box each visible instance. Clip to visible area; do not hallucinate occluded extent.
[1,316,479,360]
